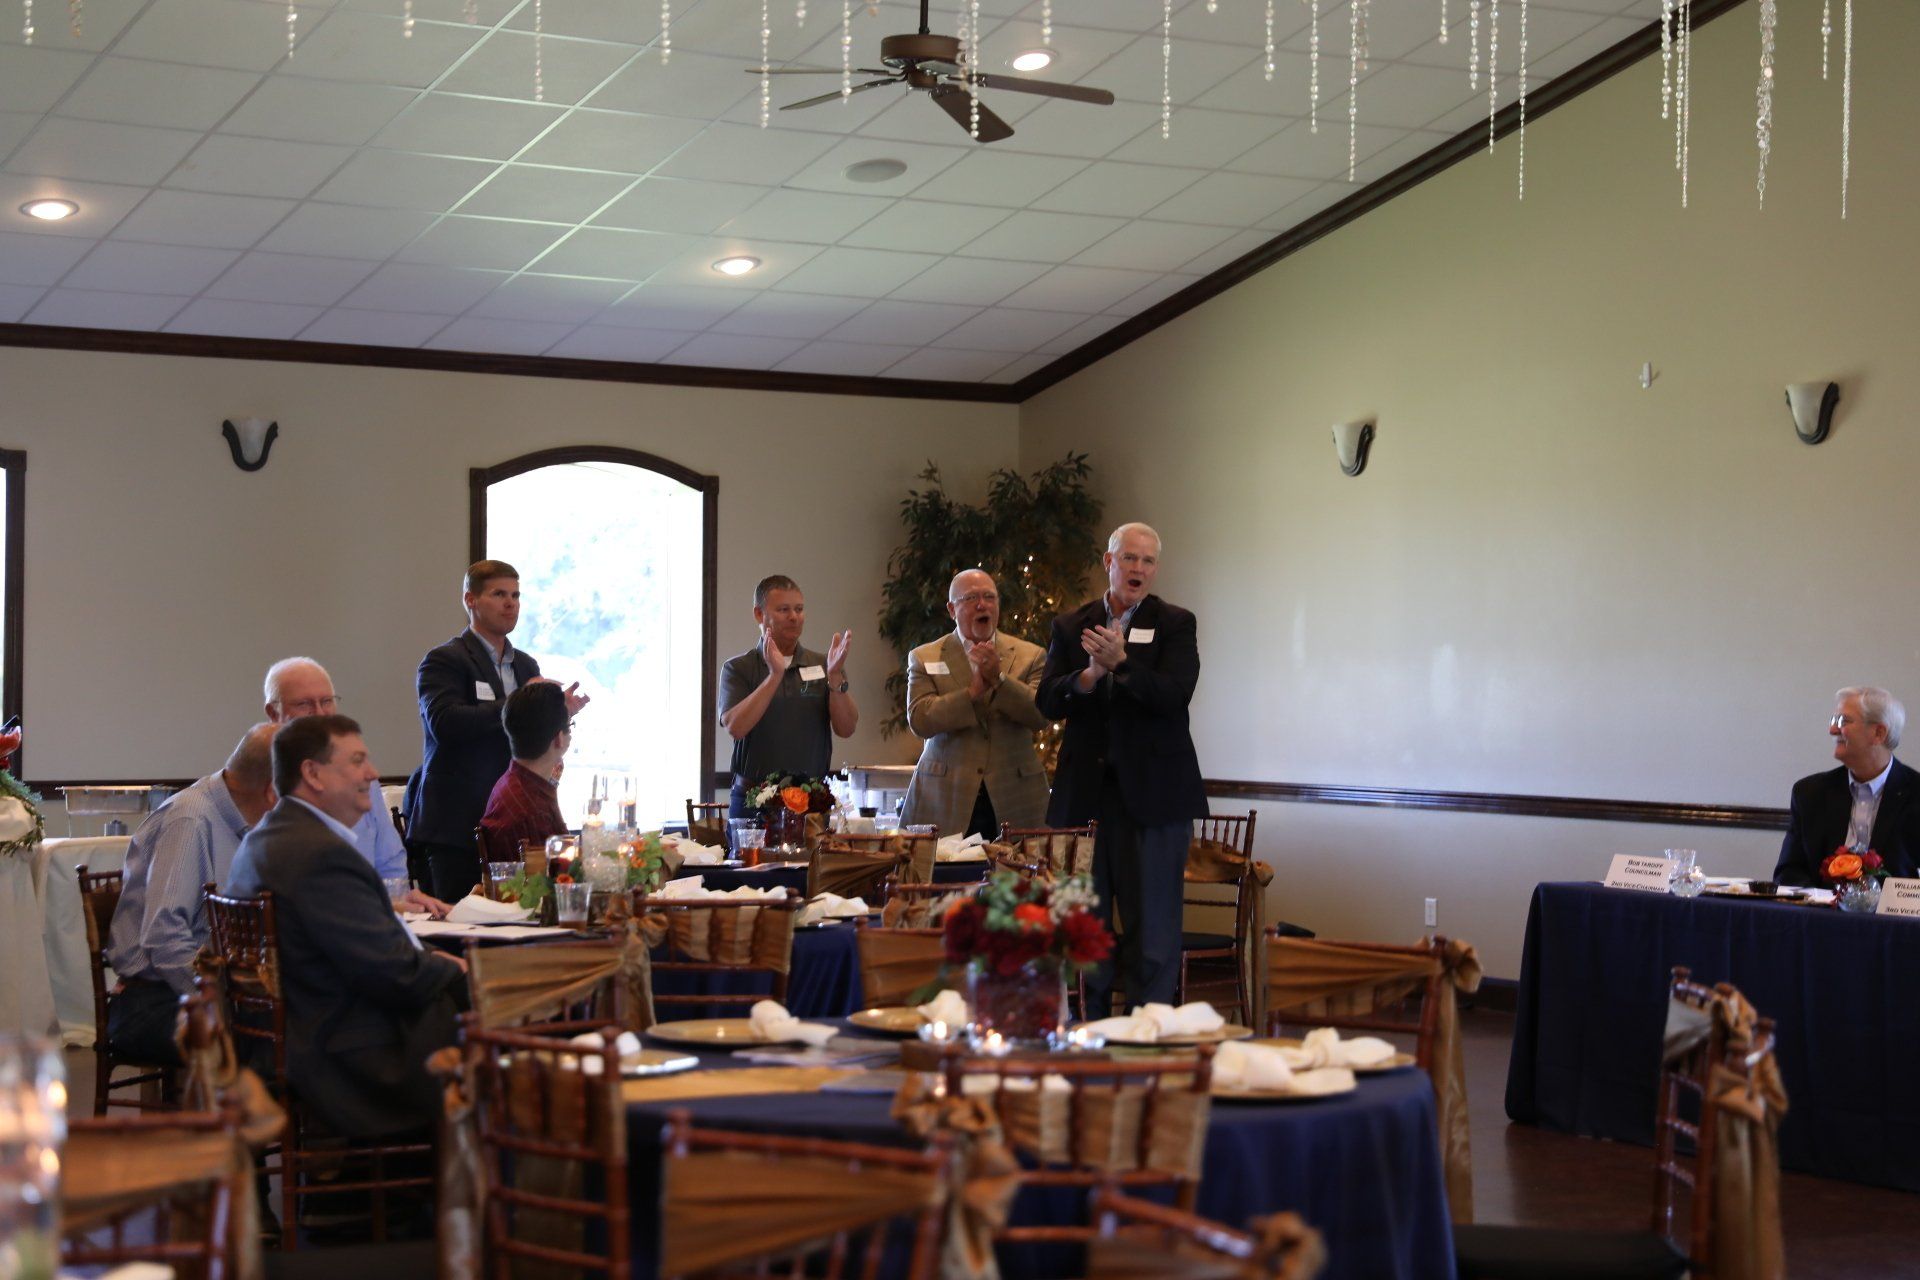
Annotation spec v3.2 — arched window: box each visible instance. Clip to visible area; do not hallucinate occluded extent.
[470,447,716,828]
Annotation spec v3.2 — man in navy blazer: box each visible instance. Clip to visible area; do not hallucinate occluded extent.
[411,560,588,899]
[1038,522,1207,1015]
[1774,685,1920,886]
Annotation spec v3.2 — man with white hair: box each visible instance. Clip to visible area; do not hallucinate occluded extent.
[1038,522,1207,1015]
[1774,685,1920,886]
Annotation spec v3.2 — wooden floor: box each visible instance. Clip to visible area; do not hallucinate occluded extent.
[67,1010,1917,1274]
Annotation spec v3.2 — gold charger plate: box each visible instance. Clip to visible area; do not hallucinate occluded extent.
[1257,1037,1418,1073]
[624,1048,700,1077]
[645,1018,802,1048]
[1081,1023,1255,1048]
[846,1006,926,1035]
[1211,1068,1359,1103]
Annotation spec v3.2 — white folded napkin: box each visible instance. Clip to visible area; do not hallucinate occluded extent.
[446,894,533,925]
[1079,1014,1159,1042]
[843,816,876,835]
[654,877,788,902]
[1286,1067,1359,1096]
[797,892,870,926]
[1286,1027,1397,1069]
[657,875,707,898]
[917,989,967,1026]
[748,999,835,1046]
[675,840,728,865]
[1212,1040,1296,1090]
[959,1072,1071,1097]
[935,833,988,861]
[721,884,788,901]
[564,1030,643,1074]
[1136,1002,1227,1037]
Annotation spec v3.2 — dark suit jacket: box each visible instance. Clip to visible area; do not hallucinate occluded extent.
[228,800,461,1138]
[1036,594,1207,829]
[412,630,541,848]
[1773,758,1920,887]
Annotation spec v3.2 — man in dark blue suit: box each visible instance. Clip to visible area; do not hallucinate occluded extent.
[1774,685,1920,887]
[411,560,588,899]
[1038,522,1207,1015]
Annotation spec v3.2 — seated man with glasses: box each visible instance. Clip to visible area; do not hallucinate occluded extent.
[1774,684,1920,886]
[263,656,447,917]
[478,682,572,864]
[900,568,1050,838]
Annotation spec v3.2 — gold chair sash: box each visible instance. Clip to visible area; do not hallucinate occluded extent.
[1703,989,1788,1280]
[882,890,971,930]
[1266,937,1482,1223]
[661,903,794,972]
[467,924,659,1032]
[64,1121,263,1280]
[991,1086,1209,1176]
[1185,839,1276,1027]
[892,1087,1021,1280]
[811,844,904,902]
[856,927,948,1007]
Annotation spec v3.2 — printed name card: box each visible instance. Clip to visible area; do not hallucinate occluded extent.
[1877,878,1920,917]
[1603,854,1674,894]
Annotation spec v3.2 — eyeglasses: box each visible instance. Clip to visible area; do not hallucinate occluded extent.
[1831,714,1873,731]
[280,696,340,716]
[952,592,999,606]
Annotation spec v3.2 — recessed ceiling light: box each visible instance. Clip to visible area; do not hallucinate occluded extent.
[711,255,761,277]
[20,198,78,222]
[1010,49,1053,72]
[844,158,908,183]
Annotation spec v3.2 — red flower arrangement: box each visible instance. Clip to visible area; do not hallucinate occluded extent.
[942,871,1113,979]
[1820,846,1886,886]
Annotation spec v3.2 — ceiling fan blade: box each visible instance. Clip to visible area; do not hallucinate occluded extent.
[927,84,1014,143]
[964,73,1116,105]
[782,78,898,111]
[748,65,893,75]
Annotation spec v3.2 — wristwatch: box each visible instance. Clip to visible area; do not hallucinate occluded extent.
[831,679,850,693]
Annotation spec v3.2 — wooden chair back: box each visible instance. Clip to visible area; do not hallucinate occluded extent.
[467,1024,631,1280]
[808,839,908,902]
[822,831,937,877]
[1179,832,1261,1026]
[1264,935,1446,1070]
[62,1105,250,1280]
[660,1108,951,1279]
[996,823,1097,880]
[853,921,948,1007]
[880,879,976,929]
[1193,810,1257,856]
[635,893,801,1013]
[78,864,178,1114]
[466,936,652,1035]
[1088,1185,1326,1279]
[685,800,727,849]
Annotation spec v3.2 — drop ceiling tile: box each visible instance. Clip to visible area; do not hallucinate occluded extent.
[313,150,497,210]
[1174,225,1272,274]
[981,98,1162,162]
[771,245,940,297]
[28,288,188,328]
[113,0,322,72]
[0,175,147,236]
[289,11,485,87]
[665,0,823,63]
[111,190,296,250]
[596,283,745,329]
[1172,0,1313,47]
[709,291,872,339]
[297,307,450,345]
[544,325,693,362]
[5,117,203,186]
[1035,311,1127,354]
[1480,15,1644,84]
[168,135,355,198]
[437,32,642,107]
[337,0,518,23]
[57,58,261,131]
[500,0,673,44]
[1427,89,1502,137]
[669,331,808,369]
[338,262,510,312]
[0,230,92,285]
[956,209,1127,261]
[881,346,1011,381]
[1348,127,1452,186]
[855,91,1041,149]
[1281,0,1472,63]
[1031,160,1205,218]
[721,75,908,134]
[166,297,325,337]
[1147,169,1318,223]
[719,188,891,242]
[586,51,763,121]
[1350,61,1480,130]
[1104,271,1200,316]
[257,202,436,256]
[1254,180,1354,230]
[886,255,1047,305]
[219,78,417,147]
[0,110,32,156]
[0,0,143,51]
[784,138,971,196]
[840,200,1010,254]
[641,236,823,289]
[393,215,569,270]
[1398,5,1607,70]
[972,19,1139,84]
[425,315,577,354]
[0,283,44,321]
[1040,0,1183,34]
[776,340,921,377]
[371,95,567,161]
[825,299,980,346]
[468,273,633,322]
[1069,218,1236,271]
[1230,117,1406,182]
[997,263,1160,312]
[1089,35,1261,105]
[457,165,636,223]
[518,109,707,174]
[64,241,240,293]
[654,123,837,184]
[907,149,1082,208]
[1190,48,1312,114]
[1109,106,1290,167]
[531,227,698,279]
[937,306,1087,352]
[207,251,380,304]
[592,177,769,234]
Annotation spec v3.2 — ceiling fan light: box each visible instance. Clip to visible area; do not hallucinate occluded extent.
[20,198,78,221]
[1010,49,1053,72]
[712,255,762,277]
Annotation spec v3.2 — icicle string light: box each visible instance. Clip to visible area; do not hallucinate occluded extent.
[1440,0,1448,44]
[1680,0,1692,207]
[1660,0,1673,119]
[22,0,32,42]
[969,0,981,135]
[841,0,852,98]
[1518,0,1527,198]
[1264,0,1274,79]
[1487,0,1498,151]
[1347,0,1362,180]
[286,0,296,56]
[1161,0,1173,138]
[1468,0,1479,91]
[1821,0,1831,79]
[66,0,77,38]
[760,0,771,127]
[534,0,545,98]
[1308,0,1319,132]
[1041,0,1051,45]
[1756,0,1775,208]
[660,0,671,62]
[402,0,412,38]
[1841,0,1852,218]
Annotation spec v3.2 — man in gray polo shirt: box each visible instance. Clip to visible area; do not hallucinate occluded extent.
[718,574,857,817]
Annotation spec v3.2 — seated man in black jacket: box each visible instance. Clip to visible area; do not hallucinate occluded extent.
[229,714,466,1139]
[1774,685,1920,887]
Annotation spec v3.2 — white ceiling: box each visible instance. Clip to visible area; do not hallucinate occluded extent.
[0,0,1659,387]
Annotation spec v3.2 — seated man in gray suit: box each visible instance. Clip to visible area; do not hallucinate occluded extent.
[229,715,466,1139]
[900,569,1050,838]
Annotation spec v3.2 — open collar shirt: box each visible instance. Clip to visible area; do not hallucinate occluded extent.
[105,773,250,994]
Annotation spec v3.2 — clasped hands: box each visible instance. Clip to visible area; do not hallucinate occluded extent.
[1076,623,1128,688]
[966,639,1001,699]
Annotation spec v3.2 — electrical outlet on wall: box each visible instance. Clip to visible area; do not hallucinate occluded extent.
[1424,898,1437,929]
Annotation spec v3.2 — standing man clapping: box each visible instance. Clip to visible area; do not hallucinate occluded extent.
[719,575,857,818]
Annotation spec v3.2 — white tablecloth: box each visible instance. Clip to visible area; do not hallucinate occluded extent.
[0,843,55,1038]
[41,836,131,1047]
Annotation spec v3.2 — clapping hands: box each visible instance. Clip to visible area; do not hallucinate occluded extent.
[825,630,852,684]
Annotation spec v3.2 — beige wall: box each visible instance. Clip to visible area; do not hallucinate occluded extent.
[1021,7,1920,976]
[0,347,1015,789]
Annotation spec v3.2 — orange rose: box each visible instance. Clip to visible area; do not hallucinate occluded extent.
[781,786,810,814]
[1013,903,1051,930]
[1825,852,1864,881]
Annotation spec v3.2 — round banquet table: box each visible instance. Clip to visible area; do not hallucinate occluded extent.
[681,858,989,896]
[623,1040,1456,1280]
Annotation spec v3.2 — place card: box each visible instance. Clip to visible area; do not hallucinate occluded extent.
[924,660,950,675]
[1603,853,1674,894]
[1876,877,1920,917]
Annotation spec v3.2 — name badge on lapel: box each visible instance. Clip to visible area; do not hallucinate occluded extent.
[925,661,951,676]
[475,682,496,702]
[1128,627,1155,644]
[798,665,827,682]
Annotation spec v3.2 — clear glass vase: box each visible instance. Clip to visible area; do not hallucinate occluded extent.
[966,957,1068,1049]
[1836,876,1882,914]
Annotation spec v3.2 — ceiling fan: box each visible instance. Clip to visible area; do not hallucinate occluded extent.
[747,0,1115,143]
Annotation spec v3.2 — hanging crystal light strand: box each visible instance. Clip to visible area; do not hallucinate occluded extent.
[969,0,981,136]
[1517,0,1527,198]
[760,0,771,127]
[21,0,31,43]
[1468,0,1478,91]
[660,0,671,63]
[1680,0,1692,208]
[1161,0,1173,138]
[534,0,545,99]
[796,0,805,26]
[1041,0,1051,45]
[841,0,852,99]
[286,0,296,57]
[402,0,412,38]
[1840,0,1852,218]
[1439,0,1448,44]
[1264,0,1275,78]
[1486,0,1498,151]
[1208,0,1217,13]
[1347,0,1363,180]
[1660,0,1672,119]
[1821,0,1831,79]
[1755,0,1775,209]
[66,0,77,39]
[1308,0,1319,132]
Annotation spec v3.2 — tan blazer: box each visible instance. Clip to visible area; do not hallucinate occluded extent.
[899,631,1051,837]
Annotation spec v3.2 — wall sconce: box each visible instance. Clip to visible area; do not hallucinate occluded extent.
[221,418,279,471]
[1332,420,1374,477]
[1784,382,1839,445]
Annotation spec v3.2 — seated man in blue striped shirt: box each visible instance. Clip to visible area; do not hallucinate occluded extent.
[103,722,279,1066]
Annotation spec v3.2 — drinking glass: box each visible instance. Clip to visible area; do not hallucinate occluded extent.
[727,818,758,856]
[554,882,592,925]
[487,862,521,899]
[382,877,411,907]
[735,828,766,866]
[902,824,935,837]
[1663,849,1697,889]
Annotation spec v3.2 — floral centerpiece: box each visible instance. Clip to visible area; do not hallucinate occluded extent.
[1822,845,1887,912]
[501,833,671,916]
[0,729,42,859]
[748,772,837,851]
[941,870,1112,1046]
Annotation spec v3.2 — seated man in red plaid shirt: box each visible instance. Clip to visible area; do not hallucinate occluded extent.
[477,681,571,863]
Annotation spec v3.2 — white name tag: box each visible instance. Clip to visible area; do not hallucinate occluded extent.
[925,660,950,676]
[799,665,826,682]
[1877,877,1920,917]
[1128,627,1155,644]
[475,682,496,702]
[1603,853,1674,894]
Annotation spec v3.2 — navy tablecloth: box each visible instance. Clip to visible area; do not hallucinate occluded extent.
[650,922,862,1019]
[625,1045,1455,1280]
[1505,880,1920,1190]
